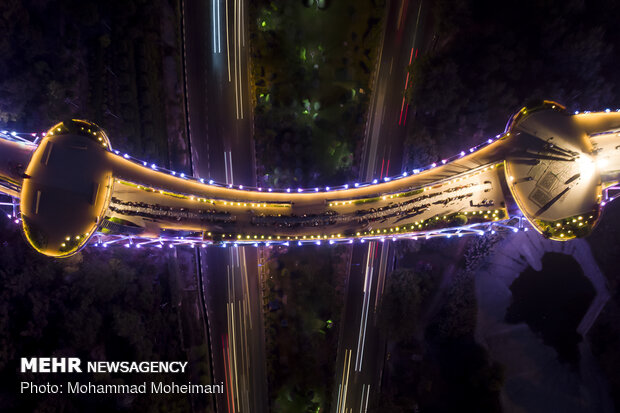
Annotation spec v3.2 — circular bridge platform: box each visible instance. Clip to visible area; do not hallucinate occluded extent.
[504,103,602,240]
[19,120,113,257]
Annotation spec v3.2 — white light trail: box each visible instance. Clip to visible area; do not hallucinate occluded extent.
[355,244,374,372]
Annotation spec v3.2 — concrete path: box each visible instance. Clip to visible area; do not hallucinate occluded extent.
[475,231,613,413]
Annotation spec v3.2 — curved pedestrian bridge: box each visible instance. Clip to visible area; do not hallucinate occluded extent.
[2,101,619,257]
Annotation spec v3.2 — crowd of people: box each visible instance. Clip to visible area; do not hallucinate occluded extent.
[109,197,235,224]
[105,179,493,236]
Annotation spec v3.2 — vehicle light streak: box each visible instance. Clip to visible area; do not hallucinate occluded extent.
[336,349,352,413]
[212,0,222,53]
[222,335,234,413]
[225,0,231,82]
[355,243,375,372]
[360,384,371,413]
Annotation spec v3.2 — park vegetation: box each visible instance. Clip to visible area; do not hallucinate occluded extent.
[262,245,348,412]
[376,238,504,412]
[0,216,210,412]
[249,0,385,188]
[0,0,189,171]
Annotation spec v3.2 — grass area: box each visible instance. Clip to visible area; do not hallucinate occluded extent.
[535,209,599,240]
[250,0,385,187]
[263,245,348,412]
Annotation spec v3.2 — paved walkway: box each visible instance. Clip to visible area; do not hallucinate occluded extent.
[475,231,613,413]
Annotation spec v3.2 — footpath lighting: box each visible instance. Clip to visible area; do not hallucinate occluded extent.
[151,163,157,169]
[372,179,378,184]
[239,185,243,189]
[354,183,359,187]
[315,187,319,192]
[298,188,303,192]
[200,178,204,183]
[209,179,214,184]
[123,154,129,159]
[286,188,291,193]
[326,186,331,191]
